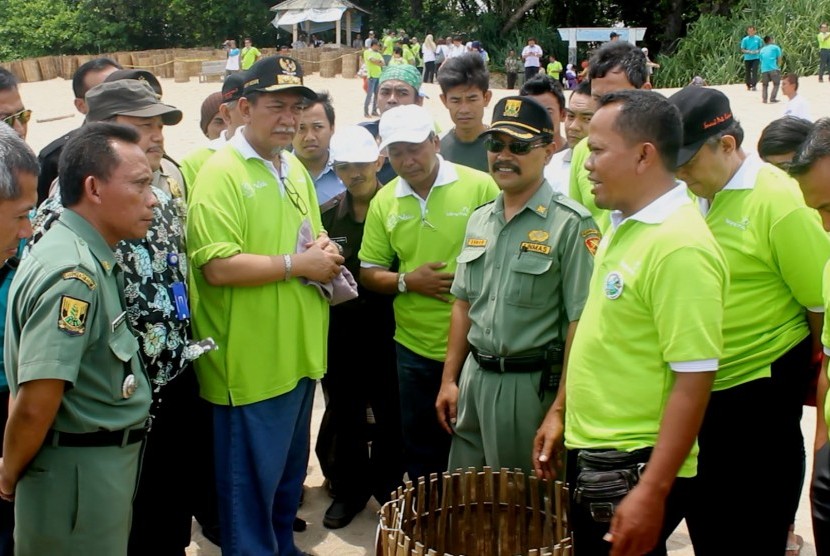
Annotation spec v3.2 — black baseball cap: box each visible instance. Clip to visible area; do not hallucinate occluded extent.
[222,71,246,103]
[104,69,163,96]
[242,56,316,99]
[86,80,182,125]
[480,96,554,141]
[668,87,734,166]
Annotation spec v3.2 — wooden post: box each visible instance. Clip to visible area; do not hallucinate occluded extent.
[346,10,352,46]
[336,16,342,46]
[293,24,298,45]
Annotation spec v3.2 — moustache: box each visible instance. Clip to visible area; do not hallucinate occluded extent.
[491,163,521,174]
[273,127,296,134]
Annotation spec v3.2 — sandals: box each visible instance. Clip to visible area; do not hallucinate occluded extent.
[785,534,804,556]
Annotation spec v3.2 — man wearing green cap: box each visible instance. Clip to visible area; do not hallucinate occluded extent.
[435,95,597,475]
[188,56,343,555]
[28,79,210,555]
[3,121,155,556]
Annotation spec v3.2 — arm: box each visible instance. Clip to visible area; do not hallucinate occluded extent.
[533,320,578,478]
[608,370,715,556]
[360,262,454,301]
[816,357,829,451]
[0,379,65,499]
[436,299,472,434]
[202,245,343,287]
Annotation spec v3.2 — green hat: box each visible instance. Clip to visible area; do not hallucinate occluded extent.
[379,64,422,92]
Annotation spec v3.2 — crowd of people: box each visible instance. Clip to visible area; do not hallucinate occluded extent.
[0,25,826,556]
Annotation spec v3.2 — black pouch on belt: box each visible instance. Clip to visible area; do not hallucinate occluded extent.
[574,447,653,523]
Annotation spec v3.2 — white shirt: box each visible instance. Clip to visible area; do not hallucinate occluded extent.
[784,94,813,121]
[422,46,436,63]
[448,44,465,59]
[543,148,572,197]
[521,44,543,67]
[230,127,289,192]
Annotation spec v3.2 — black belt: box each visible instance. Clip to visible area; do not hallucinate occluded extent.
[47,427,148,448]
[470,346,561,373]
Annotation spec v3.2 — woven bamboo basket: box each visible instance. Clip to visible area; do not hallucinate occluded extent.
[378,467,572,556]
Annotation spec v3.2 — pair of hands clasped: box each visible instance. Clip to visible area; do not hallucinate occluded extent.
[296,234,344,284]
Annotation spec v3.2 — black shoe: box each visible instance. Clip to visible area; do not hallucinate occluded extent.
[323,478,337,499]
[323,499,366,529]
[751,86,757,91]
[770,99,779,103]
[293,517,307,532]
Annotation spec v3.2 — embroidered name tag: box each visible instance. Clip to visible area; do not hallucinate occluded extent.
[467,238,487,247]
[520,242,551,255]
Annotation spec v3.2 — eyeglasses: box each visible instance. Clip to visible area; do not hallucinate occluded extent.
[283,177,308,216]
[484,137,547,155]
[2,109,31,128]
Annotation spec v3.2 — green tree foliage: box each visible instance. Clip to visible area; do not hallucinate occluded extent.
[656,0,825,86]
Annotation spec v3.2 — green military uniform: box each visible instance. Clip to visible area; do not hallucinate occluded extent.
[6,209,151,556]
[448,180,598,473]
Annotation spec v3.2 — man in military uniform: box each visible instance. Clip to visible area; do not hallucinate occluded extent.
[0,122,155,555]
[30,80,209,555]
[0,125,41,556]
[435,96,597,474]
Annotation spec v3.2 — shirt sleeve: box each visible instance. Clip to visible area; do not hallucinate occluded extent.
[187,163,245,269]
[11,269,97,387]
[559,215,599,321]
[770,206,830,310]
[358,194,396,268]
[649,246,727,365]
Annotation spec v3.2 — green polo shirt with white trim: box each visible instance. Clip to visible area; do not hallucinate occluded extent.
[566,184,728,478]
[701,157,830,391]
[359,157,498,360]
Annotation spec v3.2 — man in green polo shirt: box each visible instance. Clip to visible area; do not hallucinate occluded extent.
[363,39,384,118]
[569,42,650,233]
[787,117,830,554]
[187,56,344,555]
[535,89,728,555]
[2,122,154,555]
[671,87,830,555]
[436,96,597,475]
[241,38,261,70]
[819,23,830,82]
[359,104,498,482]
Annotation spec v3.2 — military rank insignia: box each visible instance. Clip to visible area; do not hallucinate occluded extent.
[58,295,89,336]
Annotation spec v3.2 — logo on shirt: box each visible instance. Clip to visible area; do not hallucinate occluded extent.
[240,181,270,198]
[386,213,415,231]
[528,230,549,242]
[604,271,624,300]
[446,206,471,217]
[58,295,89,336]
[725,217,750,231]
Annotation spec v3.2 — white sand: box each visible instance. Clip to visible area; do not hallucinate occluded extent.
[18,72,827,556]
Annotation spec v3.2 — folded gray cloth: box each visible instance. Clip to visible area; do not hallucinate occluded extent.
[296,219,358,306]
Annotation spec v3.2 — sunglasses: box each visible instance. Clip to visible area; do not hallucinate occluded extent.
[283,177,308,216]
[2,109,31,128]
[484,137,547,155]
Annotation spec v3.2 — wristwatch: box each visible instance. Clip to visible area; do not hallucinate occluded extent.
[397,272,407,293]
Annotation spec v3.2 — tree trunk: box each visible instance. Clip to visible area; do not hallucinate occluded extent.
[661,0,686,52]
[500,0,544,34]
[410,0,423,21]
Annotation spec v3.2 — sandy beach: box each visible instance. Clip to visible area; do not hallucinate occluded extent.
[18,68,830,556]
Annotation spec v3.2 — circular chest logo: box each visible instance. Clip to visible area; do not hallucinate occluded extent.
[604,271,624,300]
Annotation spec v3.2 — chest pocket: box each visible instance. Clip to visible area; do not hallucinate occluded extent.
[456,247,486,299]
[109,322,140,399]
[506,252,554,307]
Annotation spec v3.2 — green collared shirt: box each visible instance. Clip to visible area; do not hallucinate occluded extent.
[5,209,150,433]
[452,181,598,355]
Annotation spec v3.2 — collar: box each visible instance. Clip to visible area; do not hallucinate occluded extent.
[230,126,290,178]
[394,155,458,198]
[493,180,555,218]
[551,147,572,164]
[59,209,118,275]
[208,130,229,151]
[314,151,336,181]
[722,153,763,191]
[610,182,691,229]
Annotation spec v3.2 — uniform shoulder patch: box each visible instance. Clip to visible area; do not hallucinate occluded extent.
[62,270,96,290]
[552,195,593,219]
[582,228,602,256]
[58,295,90,336]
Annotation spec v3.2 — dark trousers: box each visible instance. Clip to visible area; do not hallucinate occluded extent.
[688,371,795,554]
[811,442,830,553]
[744,58,760,88]
[395,342,451,482]
[423,61,436,83]
[567,450,689,555]
[364,77,379,115]
[129,369,201,556]
[0,391,11,556]
[213,378,315,556]
[315,324,404,504]
[762,69,781,102]
[506,72,518,89]
[820,49,830,79]
[770,336,812,525]
[525,66,540,82]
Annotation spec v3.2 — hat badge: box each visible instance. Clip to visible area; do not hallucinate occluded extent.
[503,99,522,118]
[279,58,297,74]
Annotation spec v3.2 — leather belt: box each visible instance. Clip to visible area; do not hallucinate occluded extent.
[470,346,551,373]
[47,427,148,448]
